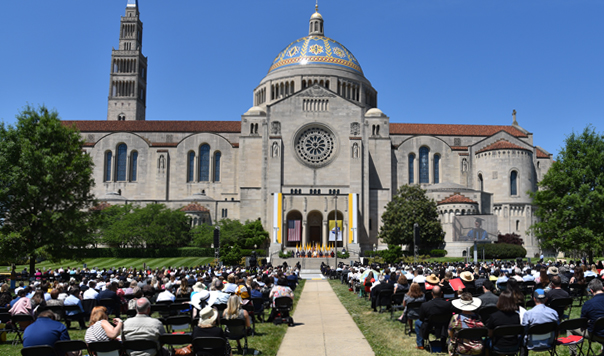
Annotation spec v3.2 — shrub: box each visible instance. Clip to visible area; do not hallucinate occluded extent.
[279,250,294,258]
[68,247,265,259]
[429,249,447,257]
[496,233,524,246]
[470,243,526,259]
[336,251,350,259]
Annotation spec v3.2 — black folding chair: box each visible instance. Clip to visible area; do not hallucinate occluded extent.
[390,291,405,320]
[557,318,588,356]
[251,297,265,322]
[88,340,123,356]
[11,314,34,345]
[150,304,170,319]
[586,317,604,356]
[63,305,85,329]
[20,345,58,356]
[569,283,588,306]
[123,340,161,356]
[525,321,558,356]
[377,290,394,313]
[163,315,192,333]
[424,313,452,353]
[82,299,97,319]
[242,302,256,335]
[192,336,229,356]
[450,327,488,356]
[491,325,525,356]
[404,301,424,335]
[55,340,90,356]
[548,297,574,321]
[98,298,120,318]
[222,318,249,355]
[168,303,190,316]
[160,333,193,355]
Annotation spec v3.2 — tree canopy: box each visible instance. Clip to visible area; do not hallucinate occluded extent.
[378,184,444,250]
[530,126,604,260]
[0,105,96,272]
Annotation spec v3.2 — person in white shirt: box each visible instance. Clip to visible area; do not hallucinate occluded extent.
[412,268,426,284]
[83,281,99,300]
[156,288,175,302]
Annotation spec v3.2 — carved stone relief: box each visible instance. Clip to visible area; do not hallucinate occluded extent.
[270,121,281,135]
[350,122,360,136]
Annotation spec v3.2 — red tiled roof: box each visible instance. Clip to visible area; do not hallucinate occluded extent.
[180,203,210,212]
[389,123,528,137]
[451,146,468,151]
[536,147,550,158]
[63,120,241,133]
[438,194,477,205]
[90,202,112,211]
[476,139,531,154]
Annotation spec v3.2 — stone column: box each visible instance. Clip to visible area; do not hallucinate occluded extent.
[344,221,348,249]
[322,221,328,248]
[302,220,308,249]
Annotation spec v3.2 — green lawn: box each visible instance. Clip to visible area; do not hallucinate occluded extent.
[0,280,306,356]
[329,279,601,356]
[0,257,215,272]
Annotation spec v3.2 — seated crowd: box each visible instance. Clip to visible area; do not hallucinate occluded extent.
[1,263,298,355]
[330,258,604,356]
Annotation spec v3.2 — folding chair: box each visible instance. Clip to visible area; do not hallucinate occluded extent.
[88,340,123,356]
[192,336,229,356]
[20,345,58,356]
[98,298,120,318]
[525,321,558,356]
[55,340,90,356]
[82,299,97,320]
[222,318,249,355]
[390,291,405,320]
[450,327,488,356]
[569,283,588,306]
[168,303,190,316]
[404,301,424,335]
[11,314,34,345]
[163,315,192,333]
[150,304,170,319]
[160,333,193,355]
[251,297,265,322]
[557,318,588,356]
[491,325,525,356]
[242,302,256,335]
[586,317,604,356]
[123,340,161,356]
[377,290,393,313]
[424,313,452,353]
[548,297,574,321]
[63,305,86,329]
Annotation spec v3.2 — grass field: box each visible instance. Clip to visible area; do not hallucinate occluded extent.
[328,279,602,356]
[0,280,306,356]
[0,257,216,272]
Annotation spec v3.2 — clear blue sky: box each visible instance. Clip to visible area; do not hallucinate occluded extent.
[1,1,602,156]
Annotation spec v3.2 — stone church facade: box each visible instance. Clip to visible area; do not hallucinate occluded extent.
[64,1,553,257]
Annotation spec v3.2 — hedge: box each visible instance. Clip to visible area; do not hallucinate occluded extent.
[470,243,526,259]
[70,248,265,259]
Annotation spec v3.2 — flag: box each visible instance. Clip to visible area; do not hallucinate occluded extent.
[329,220,343,241]
[287,220,301,242]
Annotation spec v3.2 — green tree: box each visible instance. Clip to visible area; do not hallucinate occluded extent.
[379,184,445,251]
[529,126,604,261]
[0,105,96,273]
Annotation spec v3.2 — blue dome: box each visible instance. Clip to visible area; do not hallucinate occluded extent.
[269,36,363,74]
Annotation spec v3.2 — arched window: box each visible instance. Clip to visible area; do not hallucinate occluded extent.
[408,153,415,184]
[510,171,518,195]
[187,151,195,182]
[214,152,221,182]
[104,151,112,182]
[419,147,429,183]
[433,154,440,184]
[478,174,484,191]
[199,144,210,181]
[116,144,127,181]
[130,151,138,182]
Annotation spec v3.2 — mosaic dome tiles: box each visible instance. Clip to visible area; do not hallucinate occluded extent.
[269,36,363,74]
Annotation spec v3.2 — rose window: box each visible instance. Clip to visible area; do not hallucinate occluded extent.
[295,127,335,166]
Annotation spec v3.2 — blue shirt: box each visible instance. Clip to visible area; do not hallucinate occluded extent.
[23,317,70,348]
[63,295,84,315]
[582,293,604,337]
[522,303,559,349]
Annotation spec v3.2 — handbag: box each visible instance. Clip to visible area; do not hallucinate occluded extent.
[174,344,193,355]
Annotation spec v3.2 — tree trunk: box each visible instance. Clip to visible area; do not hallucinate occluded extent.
[29,255,36,281]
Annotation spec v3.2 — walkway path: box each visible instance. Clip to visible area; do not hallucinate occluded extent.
[277,280,374,356]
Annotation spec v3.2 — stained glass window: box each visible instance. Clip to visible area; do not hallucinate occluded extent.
[511,171,518,195]
[187,151,195,182]
[408,154,415,184]
[130,151,138,182]
[116,144,127,181]
[105,151,112,182]
[199,144,210,181]
[419,147,429,183]
[214,152,221,182]
[433,154,440,184]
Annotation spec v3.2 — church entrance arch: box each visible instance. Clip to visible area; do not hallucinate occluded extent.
[307,211,323,247]
[285,210,302,248]
[328,211,344,247]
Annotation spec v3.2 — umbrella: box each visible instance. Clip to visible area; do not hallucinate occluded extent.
[359,269,379,283]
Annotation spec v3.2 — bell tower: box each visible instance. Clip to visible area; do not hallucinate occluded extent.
[107,0,147,121]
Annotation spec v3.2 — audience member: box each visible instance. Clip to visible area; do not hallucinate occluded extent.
[23,310,79,356]
[521,288,559,353]
[478,280,499,309]
[191,306,232,356]
[486,290,521,352]
[85,306,123,343]
[415,285,452,350]
[448,293,484,356]
[122,297,167,356]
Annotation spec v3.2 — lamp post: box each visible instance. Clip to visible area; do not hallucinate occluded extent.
[334,193,338,270]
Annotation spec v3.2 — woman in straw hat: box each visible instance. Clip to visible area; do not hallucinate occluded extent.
[192,306,232,356]
[448,292,484,356]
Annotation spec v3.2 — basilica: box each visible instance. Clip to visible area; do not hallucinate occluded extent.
[64,1,553,257]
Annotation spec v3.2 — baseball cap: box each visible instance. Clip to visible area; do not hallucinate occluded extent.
[534,288,546,300]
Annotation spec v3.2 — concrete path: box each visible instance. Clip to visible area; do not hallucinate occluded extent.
[277,280,374,356]
[298,269,325,280]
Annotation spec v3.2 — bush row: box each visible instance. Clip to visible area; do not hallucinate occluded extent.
[470,243,526,259]
[365,249,447,258]
[71,248,265,259]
